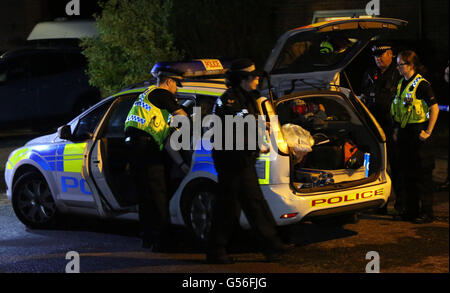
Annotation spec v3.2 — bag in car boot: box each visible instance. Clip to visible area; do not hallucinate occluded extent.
[303,139,363,170]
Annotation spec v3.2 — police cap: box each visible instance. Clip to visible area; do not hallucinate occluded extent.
[371,43,393,57]
[229,58,262,77]
[151,67,184,87]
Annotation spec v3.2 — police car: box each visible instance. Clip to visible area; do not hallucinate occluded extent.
[4,18,406,242]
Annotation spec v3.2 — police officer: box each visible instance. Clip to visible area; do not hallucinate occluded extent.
[391,50,439,224]
[360,43,400,214]
[206,59,287,264]
[124,68,188,250]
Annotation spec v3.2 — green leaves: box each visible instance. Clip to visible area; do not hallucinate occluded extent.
[81,0,275,96]
[81,0,182,96]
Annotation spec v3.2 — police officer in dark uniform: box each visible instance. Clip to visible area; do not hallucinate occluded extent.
[360,43,400,214]
[124,69,187,251]
[206,59,287,264]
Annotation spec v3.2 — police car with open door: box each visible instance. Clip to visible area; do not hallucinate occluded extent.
[5,18,406,243]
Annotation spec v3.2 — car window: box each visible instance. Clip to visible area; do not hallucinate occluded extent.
[195,94,217,117]
[73,100,113,140]
[176,94,196,115]
[65,52,87,71]
[276,96,351,126]
[103,94,198,138]
[103,96,136,138]
[0,57,30,82]
[272,30,361,74]
[29,52,67,77]
[0,62,6,82]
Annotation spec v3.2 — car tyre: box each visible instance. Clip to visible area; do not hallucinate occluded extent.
[12,171,58,229]
[181,184,217,247]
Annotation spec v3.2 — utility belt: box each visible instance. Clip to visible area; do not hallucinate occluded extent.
[125,135,152,145]
[124,127,158,149]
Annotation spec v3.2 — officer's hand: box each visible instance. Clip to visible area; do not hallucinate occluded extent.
[259,142,270,153]
[419,130,431,141]
[359,94,366,104]
[392,128,398,142]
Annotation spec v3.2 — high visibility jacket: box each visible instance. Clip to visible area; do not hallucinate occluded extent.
[390,73,429,128]
[124,86,172,150]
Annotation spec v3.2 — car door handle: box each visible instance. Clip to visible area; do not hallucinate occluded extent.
[93,160,100,164]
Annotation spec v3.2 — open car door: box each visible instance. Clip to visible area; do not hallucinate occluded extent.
[83,91,197,217]
[83,94,139,217]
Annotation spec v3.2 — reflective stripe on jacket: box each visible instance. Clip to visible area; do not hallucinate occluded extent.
[390,73,429,128]
[124,86,172,150]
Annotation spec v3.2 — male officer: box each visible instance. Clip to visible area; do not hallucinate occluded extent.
[124,68,187,251]
[360,43,400,214]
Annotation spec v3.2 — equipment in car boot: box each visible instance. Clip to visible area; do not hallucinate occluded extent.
[294,168,334,188]
[303,138,364,170]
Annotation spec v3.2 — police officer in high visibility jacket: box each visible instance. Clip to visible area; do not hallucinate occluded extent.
[391,50,439,224]
[124,69,187,250]
[361,43,400,215]
[206,59,287,264]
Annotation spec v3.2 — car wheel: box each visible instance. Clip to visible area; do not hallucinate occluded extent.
[12,171,58,229]
[182,185,216,246]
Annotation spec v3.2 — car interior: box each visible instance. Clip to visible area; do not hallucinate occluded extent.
[275,94,381,191]
[95,93,215,208]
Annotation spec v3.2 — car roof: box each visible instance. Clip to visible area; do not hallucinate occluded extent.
[114,80,227,98]
[0,47,81,59]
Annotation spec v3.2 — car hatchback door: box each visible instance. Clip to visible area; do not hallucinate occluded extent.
[263,18,407,98]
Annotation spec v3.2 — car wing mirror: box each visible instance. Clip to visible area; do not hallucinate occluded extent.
[58,125,73,140]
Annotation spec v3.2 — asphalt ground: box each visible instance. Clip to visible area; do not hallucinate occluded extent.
[0,123,448,273]
[0,192,448,273]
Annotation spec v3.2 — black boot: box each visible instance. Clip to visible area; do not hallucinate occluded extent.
[413,214,435,224]
[206,250,235,264]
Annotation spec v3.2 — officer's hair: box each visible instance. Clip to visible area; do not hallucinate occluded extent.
[398,50,427,75]
[225,71,252,88]
[157,76,170,86]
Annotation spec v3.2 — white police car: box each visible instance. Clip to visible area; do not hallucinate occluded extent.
[4,18,406,242]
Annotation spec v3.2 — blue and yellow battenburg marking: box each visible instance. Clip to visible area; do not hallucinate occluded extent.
[7,143,86,173]
[191,139,271,185]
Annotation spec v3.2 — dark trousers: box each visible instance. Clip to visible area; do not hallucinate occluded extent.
[128,136,169,243]
[396,123,435,218]
[384,123,400,209]
[209,151,284,255]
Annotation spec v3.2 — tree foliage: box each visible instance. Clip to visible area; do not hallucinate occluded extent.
[81,0,276,95]
[81,0,182,95]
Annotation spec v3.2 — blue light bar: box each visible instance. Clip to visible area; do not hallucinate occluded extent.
[151,59,232,78]
[438,104,449,112]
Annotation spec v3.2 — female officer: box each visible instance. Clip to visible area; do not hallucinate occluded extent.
[206,59,287,264]
[391,50,439,224]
